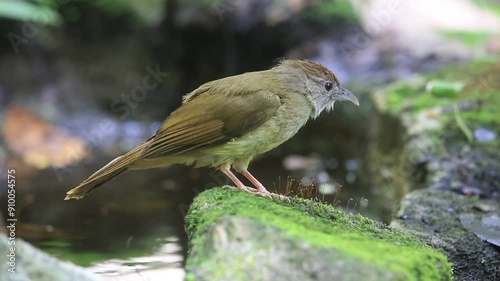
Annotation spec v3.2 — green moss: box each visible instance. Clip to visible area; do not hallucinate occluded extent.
[202,0,358,22]
[369,60,498,280]
[442,31,493,47]
[467,0,500,16]
[0,0,62,25]
[185,273,196,281]
[37,230,165,267]
[385,61,495,106]
[382,60,500,134]
[186,188,452,280]
[301,0,358,22]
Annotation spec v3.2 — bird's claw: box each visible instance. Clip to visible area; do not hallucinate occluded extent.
[268,192,289,201]
[222,185,258,193]
[221,185,288,200]
[250,190,289,201]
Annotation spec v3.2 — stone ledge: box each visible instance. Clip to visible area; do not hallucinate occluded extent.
[185,188,451,281]
[0,235,101,281]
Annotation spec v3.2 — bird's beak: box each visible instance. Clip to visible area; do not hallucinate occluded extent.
[337,87,359,106]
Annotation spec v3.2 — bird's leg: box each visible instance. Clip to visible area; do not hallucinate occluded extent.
[239,170,270,194]
[220,166,257,193]
[240,170,287,199]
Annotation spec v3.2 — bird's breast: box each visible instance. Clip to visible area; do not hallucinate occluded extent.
[216,91,311,156]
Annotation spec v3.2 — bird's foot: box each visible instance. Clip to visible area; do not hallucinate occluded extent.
[221,185,288,200]
[271,193,290,201]
[266,192,289,201]
[222,185,258,193]
[249,189,289,200]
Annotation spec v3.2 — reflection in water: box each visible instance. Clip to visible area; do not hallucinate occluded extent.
[89,235,185,280]
[10,163,192,281]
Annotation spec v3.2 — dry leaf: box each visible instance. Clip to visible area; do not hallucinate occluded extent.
[3,106,87,169]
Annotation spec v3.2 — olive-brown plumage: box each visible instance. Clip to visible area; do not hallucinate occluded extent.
[65,59,359,200]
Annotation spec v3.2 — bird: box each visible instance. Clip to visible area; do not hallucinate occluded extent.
[65,59,359,200]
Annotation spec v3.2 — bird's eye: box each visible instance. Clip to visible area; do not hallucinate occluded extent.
[324,81,333,91]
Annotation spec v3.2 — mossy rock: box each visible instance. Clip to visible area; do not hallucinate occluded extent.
[375,60,499,149]
[0,236,100,281]
[369,59,500,280]
[369,59,500,202]
[392,189,500,281]
[185,188,451,281]
[367,59,500,212]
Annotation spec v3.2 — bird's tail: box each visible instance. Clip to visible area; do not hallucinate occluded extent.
[65,142,147,200]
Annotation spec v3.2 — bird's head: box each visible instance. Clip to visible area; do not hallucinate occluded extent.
[276,59,359,118]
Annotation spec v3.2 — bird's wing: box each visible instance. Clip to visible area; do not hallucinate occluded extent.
[140,87,281,159]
